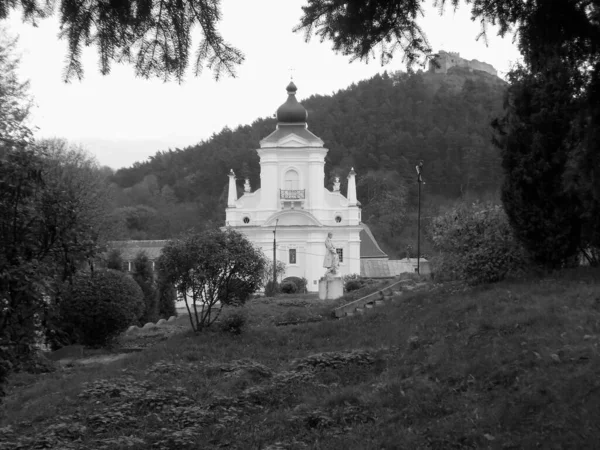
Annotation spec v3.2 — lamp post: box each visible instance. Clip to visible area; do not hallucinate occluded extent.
[416,161,424,274]
[273,219,279,285]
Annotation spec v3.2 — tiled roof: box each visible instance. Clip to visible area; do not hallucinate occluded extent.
[108,240,168,261]
[359,223,388,259]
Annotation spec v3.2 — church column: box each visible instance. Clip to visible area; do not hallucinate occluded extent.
[227,169,237,207]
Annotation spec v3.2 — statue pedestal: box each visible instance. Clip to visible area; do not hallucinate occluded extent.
[318,278,343,300]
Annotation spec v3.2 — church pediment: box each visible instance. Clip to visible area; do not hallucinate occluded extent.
[264,210,323,227]
[260,124,324,148]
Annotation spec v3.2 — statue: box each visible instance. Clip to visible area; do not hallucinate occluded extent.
[323,232,339,278]
[244,178,251,193]
[333,176,340,192]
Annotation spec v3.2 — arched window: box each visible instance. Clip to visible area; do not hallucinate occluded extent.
[284,169,299,190]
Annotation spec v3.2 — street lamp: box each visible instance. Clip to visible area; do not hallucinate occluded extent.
[415,161,424,274]
[273,219,279,285]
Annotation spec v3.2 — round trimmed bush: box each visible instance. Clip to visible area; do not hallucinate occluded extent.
[59,269,144,347]
[283,276,307,293]
[280,280,298,294]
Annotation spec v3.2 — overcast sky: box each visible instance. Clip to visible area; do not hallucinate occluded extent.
[6,0,521,170]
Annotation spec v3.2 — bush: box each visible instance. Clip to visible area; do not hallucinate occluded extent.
[283,276,307,293]
[264,281,280,298]
[132,251,158,324]
[218,307,248,335]
[280,280,298,294]
[58,269,144,347]
[157,279,177,318]
[430,202,528,285]
[345,279,363,291]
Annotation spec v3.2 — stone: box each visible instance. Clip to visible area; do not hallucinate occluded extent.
[365,303,373,309]
[168,316,177,322]
[126,325,140,334]
[143,322,156,329]
[374,300,385,306]
[318,278,343,300]
[156,319,167,326]
[355,308,365,314]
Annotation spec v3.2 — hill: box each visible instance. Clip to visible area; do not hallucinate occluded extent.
[2,268,599,448]
[108,67,508,257]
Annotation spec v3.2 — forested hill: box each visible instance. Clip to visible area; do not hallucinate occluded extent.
[109,67,507,257]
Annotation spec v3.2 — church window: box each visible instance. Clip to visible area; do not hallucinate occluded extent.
[336,248,343,263]
[289,249,297,264]
[243,216,250,224]
[335,215,342,223]
[284,169,300,190]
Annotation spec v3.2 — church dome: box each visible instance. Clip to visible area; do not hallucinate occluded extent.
[276,81,308,124]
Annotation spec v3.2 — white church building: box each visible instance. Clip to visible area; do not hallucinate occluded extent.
[224,81,376,291]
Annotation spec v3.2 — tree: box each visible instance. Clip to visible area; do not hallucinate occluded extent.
[2,0,243,82]
[132,251,158,324]
[157,229,266,332]
[493,62,584,268]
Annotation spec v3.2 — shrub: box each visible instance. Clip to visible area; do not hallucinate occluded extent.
[264,280,280,298]
[283,276,307,293]
[157,279,177,318]
[430,202,528,285]
[218,307,248,335]
[58,269,144,347]
[345,279,363,292]
[132,251,158,324]
[106,248,125,271]
[280,280,298,294]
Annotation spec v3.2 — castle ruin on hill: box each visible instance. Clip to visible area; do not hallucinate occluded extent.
[429,51,497,77]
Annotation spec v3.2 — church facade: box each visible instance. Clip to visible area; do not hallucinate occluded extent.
[224,82,362,291]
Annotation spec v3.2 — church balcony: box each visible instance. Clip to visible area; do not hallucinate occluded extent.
[279,189,305,209]
[280,189,305,200]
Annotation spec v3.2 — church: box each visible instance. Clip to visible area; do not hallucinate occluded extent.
[224,81,387,292]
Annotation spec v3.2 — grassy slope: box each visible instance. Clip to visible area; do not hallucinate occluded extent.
[1,268,600,449]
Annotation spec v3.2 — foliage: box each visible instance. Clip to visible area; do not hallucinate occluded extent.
[345,279,363,292]
[494,63,583,268]
[295,0,435,67]
[157,229,266,331]
[218,307,248,335]
[58,269,144,347]
[282,276,308,294]
[491,1,600,268]
[261,259,287,288]
[106,249,125,271]
[280,280,298,295]
[0,32,111,393]
[1,0,243,82]
[430,202,528,285]
[132,251,158,324]
[156,276,177,319]
[264,281,280,298]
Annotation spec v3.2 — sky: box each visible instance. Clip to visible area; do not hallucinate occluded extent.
[5,0,521,170]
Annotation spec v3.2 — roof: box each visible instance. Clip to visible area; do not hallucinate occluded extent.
[361,259,431,278]
[276,81,308,123]
[108,240,168,261]
[359,223,388,259]
[260,124,324,146]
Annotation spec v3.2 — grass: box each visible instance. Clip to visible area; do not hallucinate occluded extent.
[1,268,600,449]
